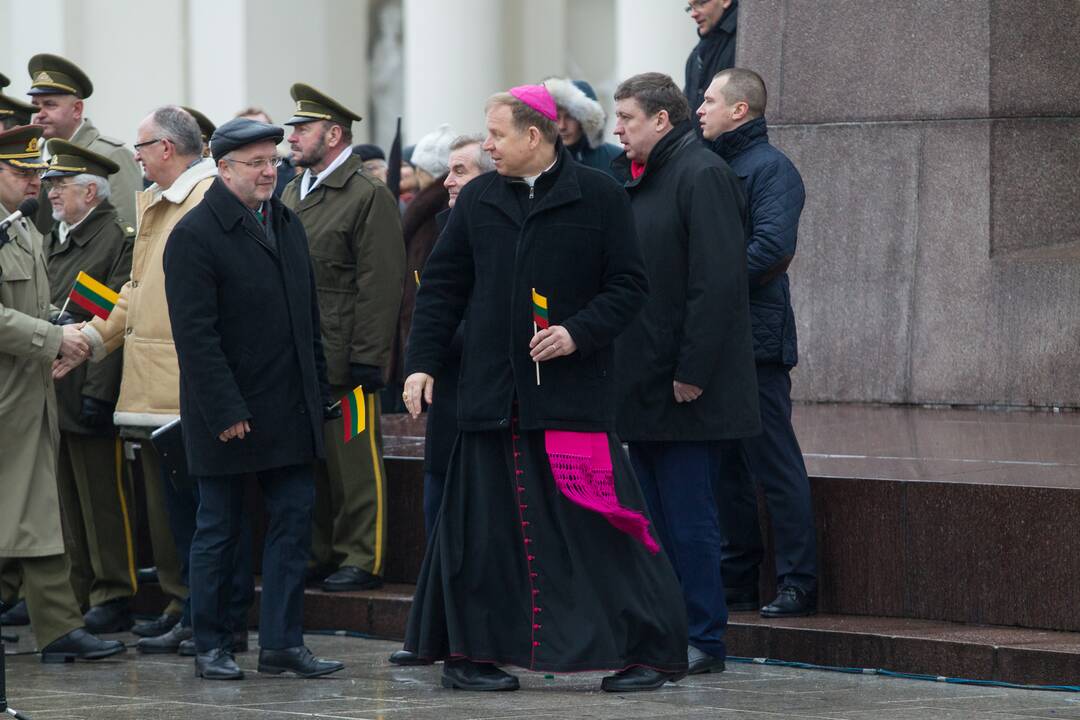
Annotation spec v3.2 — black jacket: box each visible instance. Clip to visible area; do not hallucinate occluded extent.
[685,1,739,110]
[614,123,760,441]
[405,148,648,433]
[709,117,804,366]
[163,179,330,477]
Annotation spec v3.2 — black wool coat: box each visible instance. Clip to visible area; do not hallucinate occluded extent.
[684,0,739,110]
[614,124,760,442]
[163,179,330,477]
[405,148,648,433]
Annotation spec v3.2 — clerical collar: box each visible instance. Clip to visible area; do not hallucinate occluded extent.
[521,157,558,188]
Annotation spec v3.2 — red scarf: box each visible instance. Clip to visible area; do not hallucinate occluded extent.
[630,160,646,179]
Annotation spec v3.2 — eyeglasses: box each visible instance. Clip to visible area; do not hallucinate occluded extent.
[0,165,42,180]
[684,0,713,12]
[43,178,78,193]
[133,137,164,151]
[225,156,284,170]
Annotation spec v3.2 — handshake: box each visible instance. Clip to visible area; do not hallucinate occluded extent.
[52,324,90,379]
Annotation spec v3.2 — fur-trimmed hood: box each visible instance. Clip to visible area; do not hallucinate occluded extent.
[543,77,608,149]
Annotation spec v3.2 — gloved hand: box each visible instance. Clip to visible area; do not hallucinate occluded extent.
[80,396,115,428]
[323,402,342,420]
[349,363,385,392]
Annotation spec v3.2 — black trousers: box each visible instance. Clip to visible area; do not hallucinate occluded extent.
[714,363,817,594]
[190,463,313,652]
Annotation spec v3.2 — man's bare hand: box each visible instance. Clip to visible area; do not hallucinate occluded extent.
[218,420,251,442]
[403,373,435,418]
[673,381,703,403]
[529,325,576,362]
[59,324,90,362]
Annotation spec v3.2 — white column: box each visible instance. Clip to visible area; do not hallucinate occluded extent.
[403,0,503,143]
[614,0,693,87]
[189,0,246,128]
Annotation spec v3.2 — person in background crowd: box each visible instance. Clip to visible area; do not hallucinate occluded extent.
[400,84,688,693]
[235,105,295,196]
[398,144,418,206]
[698,67,816,618]
[26,53,141,230]
[684,0,738,110]
[0,71,35,130]
[181,107,216,157]
[164,117,343,681]
[282,83,405,594]
[387,132,494,669]
[388,124,454,402]
[0,124,126,664]
[42,141,137,634]
[612,71,759,677]
[353,143,389,183]
[543,77,622,178]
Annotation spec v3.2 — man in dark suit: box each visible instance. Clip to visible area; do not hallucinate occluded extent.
[162,118,343,681]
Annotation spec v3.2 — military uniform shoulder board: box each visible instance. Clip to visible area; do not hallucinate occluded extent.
[117,221,136,238]
[95,134,125,149]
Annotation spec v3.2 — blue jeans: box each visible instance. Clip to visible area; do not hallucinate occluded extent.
[629,440,729,659]
[190,464,313,652]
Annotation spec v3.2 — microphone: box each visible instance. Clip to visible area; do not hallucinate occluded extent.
[0,198,39,233]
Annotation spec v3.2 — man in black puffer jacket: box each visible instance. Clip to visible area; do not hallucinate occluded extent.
[698,67,817,619]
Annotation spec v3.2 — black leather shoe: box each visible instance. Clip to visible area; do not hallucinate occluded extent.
[389,649,433,666]
[137,623,192,654]
[760,586,817,618]
[321,565,383,592]
[83,597,133,634]
[601,665,685,692]
[305,564,337,587]
[136,566,159,585]
[180,631,247,657]
[40,628,126,663]
[195,648,244,680]
[687,645,726,674]
[258,646,344,678]
[725,585,760,612]
[132,612,180,638]
[440,659,519,691]
[0,598,29,626]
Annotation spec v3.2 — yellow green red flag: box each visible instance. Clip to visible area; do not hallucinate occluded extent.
[69,270,119,320]
[532,288,548,329]
[342,385,366,442]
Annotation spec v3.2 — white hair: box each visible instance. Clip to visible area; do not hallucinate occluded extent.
[71,173,110,201]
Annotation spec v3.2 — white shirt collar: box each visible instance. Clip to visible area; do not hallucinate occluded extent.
[522,157,558,188]
[300,146,352,200]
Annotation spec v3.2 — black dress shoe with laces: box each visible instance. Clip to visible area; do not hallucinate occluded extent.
[196,648,244,680]
[601,665,685,692]
[132,612,180,638]
[137,623,192,654]
[321,565,383,592]
[83,597,133,634]
[180,630,248,657]
[40,628,126,663]
[0,598,29,626]
[258,646,344,678]
[441,659,519,691]
[760,586,817,618]
[687,645,726,674]
[389,649,433,665]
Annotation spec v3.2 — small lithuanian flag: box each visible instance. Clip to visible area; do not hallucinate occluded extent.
[341,385,366,443]
[532,288,549,329]
[69,271,119,320]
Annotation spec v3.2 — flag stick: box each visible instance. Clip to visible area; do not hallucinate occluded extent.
[57,277,77,318]
[534,320,540,386]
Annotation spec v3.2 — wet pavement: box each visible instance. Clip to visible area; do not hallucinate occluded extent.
[4,633,1078,719]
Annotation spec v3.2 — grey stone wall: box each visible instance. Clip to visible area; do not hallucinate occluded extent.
[738,1,1080,407]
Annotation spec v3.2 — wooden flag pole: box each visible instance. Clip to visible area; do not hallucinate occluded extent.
[534,320,541,385]
[56,277,77,319]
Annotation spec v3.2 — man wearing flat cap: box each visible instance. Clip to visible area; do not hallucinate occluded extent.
[163,117,343,680]
[0,71,36,130]
[26,53,141,231]
[42,140,137,634]
[0,125,126,663]
[282,83,404,594]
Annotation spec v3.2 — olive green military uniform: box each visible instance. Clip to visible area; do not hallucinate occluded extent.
[0,126,84,648]
[281,84,405,579]
[42,140,137,610]
[25,54,142,232]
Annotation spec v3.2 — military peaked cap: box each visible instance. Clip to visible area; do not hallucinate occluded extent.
[27,53,93,98]
[182,106,216,143]
[285,83,362,126]
[0,125,47,169]
[42,139,120,178]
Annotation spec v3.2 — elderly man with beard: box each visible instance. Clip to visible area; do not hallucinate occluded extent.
[400,85,688,693]
[283,83,404,594]
[163,117,343,681]
[42,141,136,633]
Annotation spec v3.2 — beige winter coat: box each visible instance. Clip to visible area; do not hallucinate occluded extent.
[84,159,216,428]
